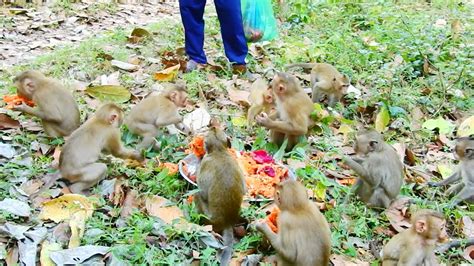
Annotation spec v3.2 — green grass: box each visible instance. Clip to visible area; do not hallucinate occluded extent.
[0,0,473,264]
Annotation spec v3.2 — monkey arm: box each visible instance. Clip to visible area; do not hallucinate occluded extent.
[155,114,182,127]
[106,130,142,161]
[256,222,297,262]
[429,171,461,187]
[264,120,307,136]
[343,156,375,185]
[15,104,61,122]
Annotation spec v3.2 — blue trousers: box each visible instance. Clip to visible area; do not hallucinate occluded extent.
[179,0,248,65]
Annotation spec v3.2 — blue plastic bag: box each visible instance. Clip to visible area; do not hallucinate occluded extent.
[241,0,278,42]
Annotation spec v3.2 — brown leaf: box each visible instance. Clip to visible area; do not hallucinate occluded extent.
[330,254,369,266]
[386,197,411,233]
[111,60,139,72]
[6,245,19,266]
[0,114,20,130]
[145,195,184,224]
[51,146,61,169]
[120,189,140,219]
[228,88,251,107]
[20,179,44,196]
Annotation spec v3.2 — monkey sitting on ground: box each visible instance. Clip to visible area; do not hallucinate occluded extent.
[59,103,143,194]
[429,135,474,205]
[12,70,80,137]
[256,180,331,266]
[343,130,404,209]
[124,84,190,150]
[286,62,350,107]
[256,72,314,151]
[382,209,448,266]
[194,119,246,265]
[247,78,275,126]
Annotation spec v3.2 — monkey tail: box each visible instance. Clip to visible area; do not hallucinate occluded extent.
[218,227,234,266]
[286,63,317,70]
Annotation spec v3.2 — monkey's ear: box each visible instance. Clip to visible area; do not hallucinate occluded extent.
[415,219,427,234]
[466,148,474,158]
[342,74,351,84]
[24,78,35,91]
[109,113,118,124]
[277,84,286,93]
[369,140,378,149]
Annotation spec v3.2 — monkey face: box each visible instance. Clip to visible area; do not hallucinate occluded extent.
[173,91,188,108]
[15,79,35,99]
[454,137,474,160]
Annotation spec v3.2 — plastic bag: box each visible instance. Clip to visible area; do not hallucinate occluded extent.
[241,0,278,42]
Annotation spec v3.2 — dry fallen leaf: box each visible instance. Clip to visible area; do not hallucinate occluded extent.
[111,60,139,72]
[462,216,474,238]
[228,88,251,107]
[385,197,411,233]
[457,115,474,137]
[154,64,180,82]
[120,189,140,219]
[0,114,21,130]
[145,195,185,224]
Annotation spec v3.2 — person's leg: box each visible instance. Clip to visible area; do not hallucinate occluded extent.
[179,0,207,65]
[214,0,248,66]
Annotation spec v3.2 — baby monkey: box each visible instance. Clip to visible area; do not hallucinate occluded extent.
[286,62,350,107]
[256,180,331,266]
[195,119,245,265]
[382,209,448,266]
[124,84,190,150]
[247,78,275,126]
[13,70,80,137]
[429,135,474,205]
[343,130,404,209]
[59,103,143,194]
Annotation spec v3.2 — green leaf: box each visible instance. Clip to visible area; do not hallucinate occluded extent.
[437,164,453,179]
[313,182,327,201]
[131,28,151,38]
[375,104,390,132]
[422,118,455,135]
[85,85,131,103]
[273,138,288,162]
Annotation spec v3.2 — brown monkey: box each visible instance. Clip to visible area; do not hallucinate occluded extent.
[194,120,245,265]
[343,130,404,209]
[382,209,448,266]
[256,180,331,266]
[59,103,143,194]
[247,78,275,125]
[286,63,350,107]
[429,135,474,205]
[124,84,190,150]
[12,70,80,137]
[255,72,313,151]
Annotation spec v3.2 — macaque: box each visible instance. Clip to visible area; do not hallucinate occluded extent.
[12,70,80,137]
[194,120,245,265]
[256,180,331,266]
[256,72,313,151]
[382,209,448,266]
[286,63,350,107]
[429,135,474,205]
[59,103,143,194]
[124,84,190,150]
[247,78,275,125]
[343,130,404,209]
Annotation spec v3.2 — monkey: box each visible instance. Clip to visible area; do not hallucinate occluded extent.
[124,84,190,150]
[429,135,474,205]
[343,130,404,209]
[59,103,143,194]
[247,78,275,125]
[255,180,331,266]
[382,209,448,266]
[255,72,314,151]
[286,63,350,107]
[194,119,245,265]
[12,70,80,137]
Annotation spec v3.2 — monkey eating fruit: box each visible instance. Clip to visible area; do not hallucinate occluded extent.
[343,130,404,209]
[125,84,190,150]
[247,78,275,126]
[12,70,80,137]
[256,72,313,151]
[256,180,331,266]
[59,103,143,194]
[194,119,245,265]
